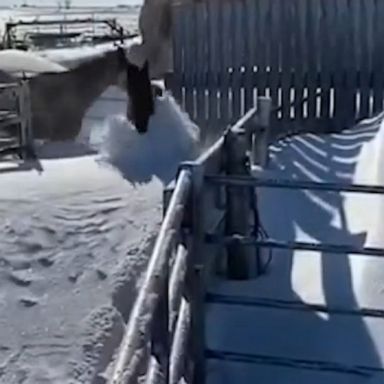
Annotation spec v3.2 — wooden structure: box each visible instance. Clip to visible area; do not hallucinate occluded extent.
[106,1,384,383]
[169,0,384,137]
[0,81,33,160]
[2,17,132,50]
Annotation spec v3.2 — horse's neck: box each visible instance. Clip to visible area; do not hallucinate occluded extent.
[29,50,121,140]
[68,51,119,109]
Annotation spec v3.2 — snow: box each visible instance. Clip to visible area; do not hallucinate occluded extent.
[0,78,199,383]
[0,49,67,78]
[207,116,384,383]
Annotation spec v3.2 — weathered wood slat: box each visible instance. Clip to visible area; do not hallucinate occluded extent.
[372,0,384,115]
[207,0,219,134]
[244,0,256,112]
[358,0,371,119]
[195,2,206,128]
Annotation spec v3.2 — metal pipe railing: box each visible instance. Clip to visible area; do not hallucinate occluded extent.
[108,169,192,384]
[205,235,384,258]
[206,174,384,195]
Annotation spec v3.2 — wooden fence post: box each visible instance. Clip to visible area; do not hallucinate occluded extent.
[224,129,251,280]
[179,161,206,384]
[252,96,272,168]
[18,80,33,159]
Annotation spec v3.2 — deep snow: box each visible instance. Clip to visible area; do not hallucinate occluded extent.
[207,115,384,383]
[0,67,199,384]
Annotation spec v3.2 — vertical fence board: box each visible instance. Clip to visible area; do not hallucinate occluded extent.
[207,0,220,135]
[244,0,256,112]
[280,1,292,125]
[319,0,331,125]
[195,3,206,129]
[305,0,318,124]
[256,0,268,99]
[373,0,384,114]
[291,0,305,126]
[183,4,194,121]
[232,1,244,121]
[358,0,371,119]
[171,3,183,105]
[268,0,280,136]
[221,3,232,129]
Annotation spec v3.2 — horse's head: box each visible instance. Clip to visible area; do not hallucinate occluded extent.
[115,45,155,134]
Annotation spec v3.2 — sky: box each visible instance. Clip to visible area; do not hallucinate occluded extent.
[2,0,143,6]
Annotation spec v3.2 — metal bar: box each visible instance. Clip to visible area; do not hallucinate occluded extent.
[169,243,188,337]
[205,234,384,257]
[205,174,384,195]
[108,169,192,384]
[206,293,384,319]
[170,299,191,384]
[6,18,116,27]
[205,349,384,377]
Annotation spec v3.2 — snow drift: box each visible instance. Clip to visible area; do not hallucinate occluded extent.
[0,49,67,77]
[88,91,200,185]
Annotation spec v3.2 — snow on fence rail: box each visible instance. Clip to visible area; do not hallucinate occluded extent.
[107,96,272,384]
[169,0,384,137]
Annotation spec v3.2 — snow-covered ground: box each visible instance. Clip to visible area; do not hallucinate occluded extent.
[0,44,199,384]
[207,116,384,383]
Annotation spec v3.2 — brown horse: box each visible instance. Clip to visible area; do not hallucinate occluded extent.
[0,46,155,142]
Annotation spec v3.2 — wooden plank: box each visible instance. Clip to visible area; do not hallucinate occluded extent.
[371,0,384,115]
[305,0,318,126]
[207,0,220,135]
[227,0,236,125]
[219,2,232,129]
[183,4,195,122]
[267,0,280,136]
[244,0,256,112]
[357,0,371,119]
[318,0,332,127]
[170,3,183,104]
[255,0,269,99]
[195,2,207,130]
[339,0,355,128]
[280,0,293,124]
[291,0,306,128]
[231,1,244,122]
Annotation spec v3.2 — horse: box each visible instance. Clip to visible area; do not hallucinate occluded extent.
[0,46,155,142]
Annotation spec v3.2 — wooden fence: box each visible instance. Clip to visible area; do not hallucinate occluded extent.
[0,81,33,159]
[169,0,384,137]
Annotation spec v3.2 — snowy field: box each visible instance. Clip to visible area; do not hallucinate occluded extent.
[0,19,200,383]
[207,115,384,383]
[0,95,199,383]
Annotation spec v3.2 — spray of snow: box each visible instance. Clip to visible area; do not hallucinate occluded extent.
[87,91,201,185]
